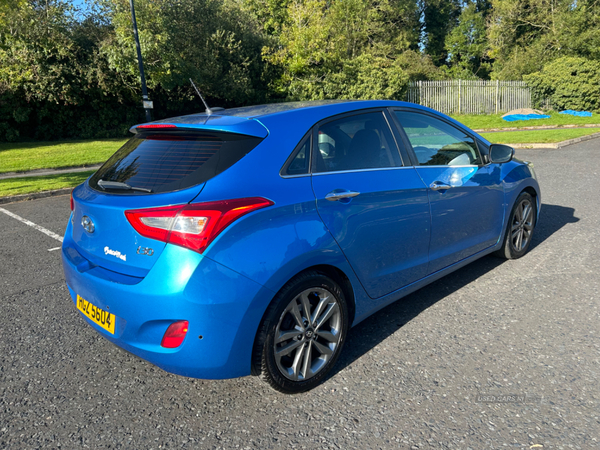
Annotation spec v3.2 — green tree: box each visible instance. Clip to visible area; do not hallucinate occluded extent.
[100,0,270,107]
[487,0,600,80]
[444,1,490,79]
[556,0,600,61]
[525,56,600,112]
[0,0,141,141]
[421,0,462,66]
[265,0,429,101]
[244,0,291,35]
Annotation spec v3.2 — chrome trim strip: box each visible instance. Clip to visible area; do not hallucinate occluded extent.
[415,165,480,168]
[282,165,480,178]
[312,166,413,176]
[280,173,312,179]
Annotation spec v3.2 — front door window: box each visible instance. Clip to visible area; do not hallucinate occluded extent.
[395,112,482,167]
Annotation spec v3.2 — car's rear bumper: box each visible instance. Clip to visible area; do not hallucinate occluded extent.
[62,221,274,379]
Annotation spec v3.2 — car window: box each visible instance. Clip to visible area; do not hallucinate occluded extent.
[394,111,482,166]
[89,131,263,194]
[313,111,402,173]
[284,133,311,176]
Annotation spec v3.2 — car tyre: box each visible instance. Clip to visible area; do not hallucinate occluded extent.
[495,191,536,259]
[254,271,349,394]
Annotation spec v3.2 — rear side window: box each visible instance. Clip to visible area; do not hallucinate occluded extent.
[313,111,402,173]
[89,131,263,194]
[282,132,311,176]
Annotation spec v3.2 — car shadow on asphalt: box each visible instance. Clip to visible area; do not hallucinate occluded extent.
[529,203,579,251]
[331,203,579,377]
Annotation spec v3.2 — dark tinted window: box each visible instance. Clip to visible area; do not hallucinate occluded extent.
[313,112,401,173]
[284,133,311,176]
[395,111,482,166]
[89,131,263,194]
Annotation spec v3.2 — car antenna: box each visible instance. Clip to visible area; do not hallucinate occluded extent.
[189,78,213,115]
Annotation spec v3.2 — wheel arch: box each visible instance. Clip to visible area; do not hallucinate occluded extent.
[502,160,541,219]
[308,264,356,325]
[250,263,356,376]
[507,181,541,226]
[522,185,539,219]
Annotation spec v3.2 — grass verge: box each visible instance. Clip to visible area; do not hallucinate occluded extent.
[481,127,600,144]
[451,112,600,130]
[1,124,598,197]
[0,138,127,174]
[0,171,94,197]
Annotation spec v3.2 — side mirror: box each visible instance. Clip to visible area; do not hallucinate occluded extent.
[489,144,514,164]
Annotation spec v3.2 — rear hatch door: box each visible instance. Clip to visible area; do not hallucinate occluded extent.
[69,124,266,277]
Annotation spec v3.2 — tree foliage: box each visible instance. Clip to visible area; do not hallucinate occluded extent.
[265,0,427,101]
[525,57,600,112]
[444,1,490,79]
[487,0,600,80]
[2,0,600,142]
[101,0,269,105]
[0,0,141,141]
[422,0,462,65]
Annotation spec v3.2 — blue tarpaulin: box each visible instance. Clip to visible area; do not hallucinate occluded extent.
[503,114,551,122]
[559,110,592,117]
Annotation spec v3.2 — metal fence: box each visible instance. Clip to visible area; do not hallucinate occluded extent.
[406,80,531,115]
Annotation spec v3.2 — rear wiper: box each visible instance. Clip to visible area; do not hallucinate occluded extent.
[97,179,152,193]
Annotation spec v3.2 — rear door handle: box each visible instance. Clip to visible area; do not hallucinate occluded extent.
[430,181,452,191]
[325,190,361,201]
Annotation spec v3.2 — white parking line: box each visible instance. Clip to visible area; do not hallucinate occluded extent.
[0,207,63,243]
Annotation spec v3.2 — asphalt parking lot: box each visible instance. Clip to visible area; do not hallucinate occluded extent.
[1,141,598,449]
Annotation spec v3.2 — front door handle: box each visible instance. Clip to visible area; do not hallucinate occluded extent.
[325,190,361,201]
[430,181,452,191]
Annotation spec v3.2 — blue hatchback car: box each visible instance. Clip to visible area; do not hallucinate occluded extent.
[63,100,540,393]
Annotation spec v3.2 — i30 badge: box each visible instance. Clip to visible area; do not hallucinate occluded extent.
[81,215,95,233]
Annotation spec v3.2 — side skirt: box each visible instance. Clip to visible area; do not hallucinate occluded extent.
[352,242,502,326]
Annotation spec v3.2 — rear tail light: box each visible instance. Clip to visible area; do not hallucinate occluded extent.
[125,197,274,254]
[70,190,74,211]
[161,320,189,348]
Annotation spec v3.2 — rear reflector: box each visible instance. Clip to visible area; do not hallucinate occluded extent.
[161,320,189,348]
[125,197,274,254]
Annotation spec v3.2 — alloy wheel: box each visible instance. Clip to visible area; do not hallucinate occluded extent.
[273,287,342,381]
[511,198,534,252]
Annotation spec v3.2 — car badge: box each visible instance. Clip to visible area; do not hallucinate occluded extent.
[81,216,95,233]
[104,246,126,262]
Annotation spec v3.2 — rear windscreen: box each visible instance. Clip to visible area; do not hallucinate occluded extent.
[89,131,263,194]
